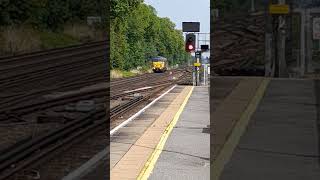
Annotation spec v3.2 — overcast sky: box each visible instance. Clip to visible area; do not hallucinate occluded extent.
[144,0,210,33]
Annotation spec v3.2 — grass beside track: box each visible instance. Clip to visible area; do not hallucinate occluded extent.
[0,24,103,57]
[111,68,152,79]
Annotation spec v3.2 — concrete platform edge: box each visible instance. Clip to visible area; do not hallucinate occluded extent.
[212,78,270,180]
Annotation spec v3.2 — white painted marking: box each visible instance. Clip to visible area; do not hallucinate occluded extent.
[110,85,177,135]
[124,86,153,93]
[62,147,109,180]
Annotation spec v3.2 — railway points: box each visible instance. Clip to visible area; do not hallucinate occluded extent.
[211,76,320,180]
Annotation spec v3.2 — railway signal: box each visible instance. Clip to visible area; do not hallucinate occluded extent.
[185,33,196,52]
[201,45,209,52]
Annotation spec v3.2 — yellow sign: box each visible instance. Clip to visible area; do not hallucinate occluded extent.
[269,4,289,14]
[194,63,201,67]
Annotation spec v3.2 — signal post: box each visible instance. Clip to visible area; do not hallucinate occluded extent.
[183,22,209,86]
[194,51,202,86]
[185,32,199,86]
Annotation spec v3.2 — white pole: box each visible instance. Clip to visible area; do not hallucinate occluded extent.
[203,64,206,86]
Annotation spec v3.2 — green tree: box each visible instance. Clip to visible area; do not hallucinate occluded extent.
[0,0,32,25]
[110,1,191,70]
[110,0,142,20]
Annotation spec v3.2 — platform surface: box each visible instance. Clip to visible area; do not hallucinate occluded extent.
[110,86,194,179]
[149,86,210,180]
[216,79,320,180]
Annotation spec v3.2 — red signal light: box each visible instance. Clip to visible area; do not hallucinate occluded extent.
[186,42,195,52]
[185,33,196,52]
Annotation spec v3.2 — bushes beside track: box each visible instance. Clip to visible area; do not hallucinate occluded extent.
[0,0,106,56]
[111,67,152,79]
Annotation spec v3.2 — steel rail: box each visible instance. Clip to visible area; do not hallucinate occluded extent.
[0,83,174,179]
[0,40,107,63]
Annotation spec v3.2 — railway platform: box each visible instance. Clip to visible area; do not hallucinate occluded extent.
[212,77,320,180]
[109,85,210,179]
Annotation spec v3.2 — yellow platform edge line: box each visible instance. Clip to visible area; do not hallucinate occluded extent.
[212,78,270,180]
[137,86,194,180]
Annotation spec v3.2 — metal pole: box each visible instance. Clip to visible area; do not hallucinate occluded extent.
[306,9,313,73]
[193,53,196,86]
[203,64,206,86]
[251,0,255,12]
[265,0,273,77]
[277,0,288,77]
[300,9,306,76]
[196,57,200,86]
[274,14,279,77]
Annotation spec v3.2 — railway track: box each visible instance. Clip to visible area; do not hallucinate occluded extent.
[0,75,188,179]
[0,41,191,179]
[0,40,108,92]
[0,109,106,180]
[0,69,187,121]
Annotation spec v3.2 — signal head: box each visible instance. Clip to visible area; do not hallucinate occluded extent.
[185,33,196,52]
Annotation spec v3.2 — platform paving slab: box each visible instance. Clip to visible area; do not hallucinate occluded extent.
[220,79,320,180]
[212,77,264,161]
[109,87,186,171]
[149,86,210,180]
[110,86,193,179]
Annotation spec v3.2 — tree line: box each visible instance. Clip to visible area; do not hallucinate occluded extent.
[110,0,190,70]
[0,0,105,31]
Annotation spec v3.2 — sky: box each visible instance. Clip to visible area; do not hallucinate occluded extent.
[144,0,210,33]
[144,0,210,57]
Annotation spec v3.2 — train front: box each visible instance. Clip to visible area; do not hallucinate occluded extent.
[151,56,166,73]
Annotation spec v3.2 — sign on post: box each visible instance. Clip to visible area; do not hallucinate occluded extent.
[194,62,201,67]
[269,4,289,14]
[201,45,209,51]
[313,18,320,39]
[195,51,202,58]
[194,51,201,67]
[182,22,200,32]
